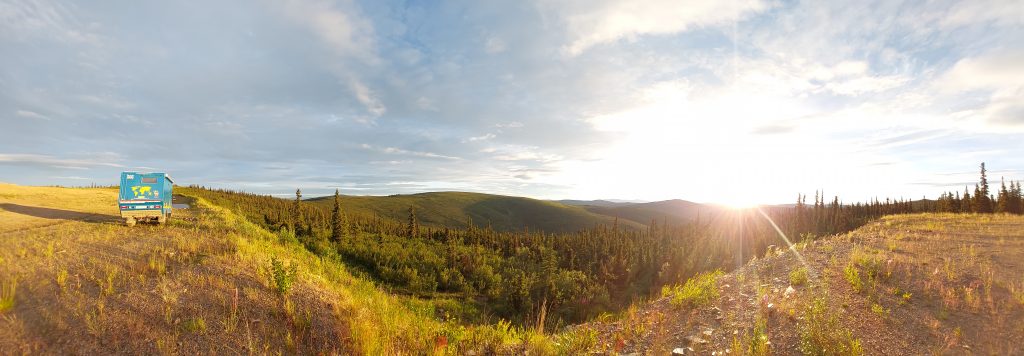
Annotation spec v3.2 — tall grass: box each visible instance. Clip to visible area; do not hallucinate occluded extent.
[0,278,15,312]
[799,297,863,356]
[662,270,724,308]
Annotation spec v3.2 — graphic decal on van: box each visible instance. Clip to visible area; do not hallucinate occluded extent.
[131,185,154,198]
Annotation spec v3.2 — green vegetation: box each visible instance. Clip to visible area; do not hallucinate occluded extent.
[748,315,770,356]
[554,327,598,354]
[308,190,628,233]
[799,298,863,356]
[269,257,298,296]
[790,266,808,286]
[870,303,888,317]
[663,270,724,308]
[180,178,929,329]
[844,263,862,293]
[0,278,15,313]
[182,317,207,333]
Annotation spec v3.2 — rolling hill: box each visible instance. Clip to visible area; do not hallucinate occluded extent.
[307,191,642,233]
[572,199,726,226]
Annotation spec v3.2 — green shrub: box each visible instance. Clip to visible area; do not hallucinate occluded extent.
[663,270,724,308]
[799,298,863,356]
[790,267,808,286]
[182,317,207,333]
[748,315,770,355]
[843,264,862,293]
[270,257,298,296]
[0,278,15,313]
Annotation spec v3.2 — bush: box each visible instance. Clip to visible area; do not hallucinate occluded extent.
[663,270,724,308]
[270,257,298,296]
[799,298,863,356]
[790,267,808,286]
[748,315,770,355]
[844,264,862,293]
[555,327,597,354]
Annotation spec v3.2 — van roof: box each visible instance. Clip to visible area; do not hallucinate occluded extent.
[122,171,173,184]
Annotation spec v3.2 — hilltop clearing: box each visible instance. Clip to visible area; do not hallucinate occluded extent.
[0,184,551,354]
[576,213,1024,355]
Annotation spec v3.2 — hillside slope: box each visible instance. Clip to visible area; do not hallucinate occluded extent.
[308,191,640,233]
[576,213,1024,354]
[0,184,550,354]
[578,199,724,226]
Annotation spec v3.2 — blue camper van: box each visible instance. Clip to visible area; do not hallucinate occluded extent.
[118,172,173,226]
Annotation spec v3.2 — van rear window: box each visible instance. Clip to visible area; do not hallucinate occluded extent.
[142,177,157,183]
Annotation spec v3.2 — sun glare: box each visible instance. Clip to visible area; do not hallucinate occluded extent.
[716,196,762,210]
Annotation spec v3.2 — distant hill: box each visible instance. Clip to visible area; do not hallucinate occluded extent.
[558,199,647,207]
[308,191,640,233]
[578,199,725,226]
[557,198,634,207]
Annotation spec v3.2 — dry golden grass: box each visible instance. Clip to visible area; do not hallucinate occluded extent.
[0,184,553,354]
[578,213,1024,355]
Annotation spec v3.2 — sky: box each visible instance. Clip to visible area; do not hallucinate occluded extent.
[1,0,1023,206]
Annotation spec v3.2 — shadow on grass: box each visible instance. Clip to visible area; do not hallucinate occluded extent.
[0,203,120,223]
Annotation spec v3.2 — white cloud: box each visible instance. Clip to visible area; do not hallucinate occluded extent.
[0,0,101,44]
[940,50,1024,126]
[465,133,496,142]
[823,74,908,96]
[555,0,769,56]
[941,50,1024,92]
[941,0,1024,28]
[15,110,49,120]
[484,37,506,54]
[278,0,384,120]
[360,144,460,160]
[0,153,124,169]
[349,80,387,119]
[280,0,375,61]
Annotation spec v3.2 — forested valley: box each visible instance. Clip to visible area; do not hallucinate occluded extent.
[177,162,1022,330]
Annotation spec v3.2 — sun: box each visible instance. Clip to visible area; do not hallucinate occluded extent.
[716,196,762,210]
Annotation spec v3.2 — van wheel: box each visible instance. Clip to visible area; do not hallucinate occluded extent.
[125,218,136,227]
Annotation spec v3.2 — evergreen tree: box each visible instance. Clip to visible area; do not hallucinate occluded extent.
[1012,181,1023,214]
[961,187,973,213]
[997,179,1009,213]
[975,163,993,213]
[331,189,347,243]
[291,188,303,233]
[406,206,419,238]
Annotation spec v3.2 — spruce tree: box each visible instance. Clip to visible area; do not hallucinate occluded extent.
[1012,181,1023,214]
[406,206,419,238]
[331,189,346,243]
[975,163,993,213]
[997,179,1010,213]
[961,187,973,213]
[292,188,303,234]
